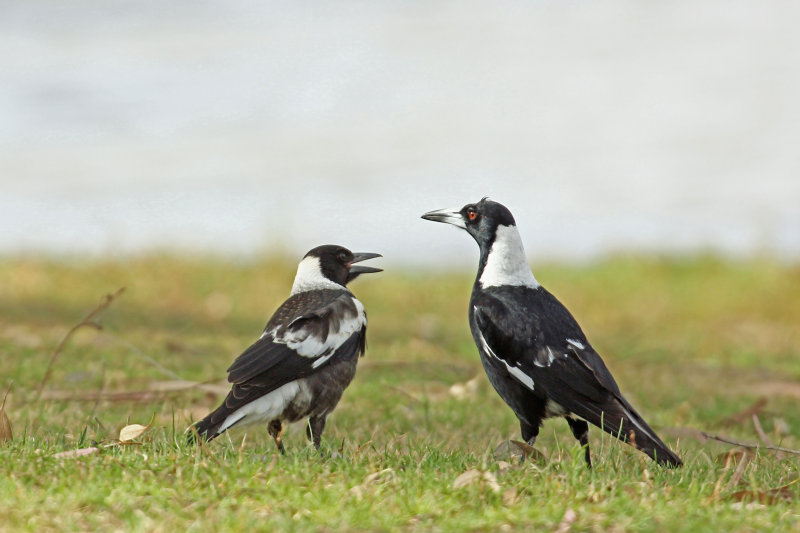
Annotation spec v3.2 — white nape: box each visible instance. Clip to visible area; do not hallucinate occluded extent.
[218,380,308,433]
[290,256,346,295]
[479,225,540,289]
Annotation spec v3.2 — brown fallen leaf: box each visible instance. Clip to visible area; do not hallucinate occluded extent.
[482,471,501,493]
[349,468,396,500]
[502,488,519,505]
[715,448,753,467]
[453,469,500,493]
[729,501,766,510]
[493,440,546,464]
[554,508,577,533]
[119,423,150,442]
[0,386,12,444]
[496,460,514,472]
[449,376,481,400]
[453,469,482,488]
[362,468,396,485]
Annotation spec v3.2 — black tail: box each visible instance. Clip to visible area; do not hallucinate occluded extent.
[597,397,682,467]
[187,403,232,444]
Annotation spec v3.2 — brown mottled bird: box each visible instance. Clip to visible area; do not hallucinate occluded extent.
[190,245,381,452]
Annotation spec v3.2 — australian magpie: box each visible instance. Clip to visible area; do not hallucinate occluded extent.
[190,245,381,452]
[422,198,682,467]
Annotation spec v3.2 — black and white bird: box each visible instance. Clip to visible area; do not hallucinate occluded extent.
[422,199,681,467]
[190,245,381,452]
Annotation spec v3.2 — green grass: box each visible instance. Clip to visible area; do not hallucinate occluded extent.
[1,254,799,531]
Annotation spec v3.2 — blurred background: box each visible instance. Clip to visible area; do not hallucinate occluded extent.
[3,7,800,524]
[1,0,798,267]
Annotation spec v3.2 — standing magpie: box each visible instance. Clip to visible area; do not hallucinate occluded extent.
[422,199,682,467]
[190,245,381,452]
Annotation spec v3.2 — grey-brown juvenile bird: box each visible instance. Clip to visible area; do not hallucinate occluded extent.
[191,245,381,452]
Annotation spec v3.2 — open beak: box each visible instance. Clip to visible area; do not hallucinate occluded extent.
[347,252,383,281]
[421,207,467,229]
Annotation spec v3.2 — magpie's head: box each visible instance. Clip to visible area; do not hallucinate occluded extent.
[303,245,382,286]
[421,198,516,250]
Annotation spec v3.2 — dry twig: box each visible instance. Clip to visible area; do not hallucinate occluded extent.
[752,414,786,460]
[0,381,13,443]
[36,287,125,400]
[751,414,773,447]
[700,431,800,457]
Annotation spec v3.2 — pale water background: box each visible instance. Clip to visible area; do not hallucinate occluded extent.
[1,1,798,267]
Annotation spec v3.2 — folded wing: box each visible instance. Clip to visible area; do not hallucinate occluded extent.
[227,291,366,391]
[192,290,367,440]
[473,294,681,466]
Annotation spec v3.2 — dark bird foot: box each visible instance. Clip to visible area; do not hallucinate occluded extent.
[268,420,286,455]
[566,418,592,468]
[305,416,326,450]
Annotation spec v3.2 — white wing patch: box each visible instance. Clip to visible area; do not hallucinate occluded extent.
[263,297,366,365]
[218,380,306,432]
[566,339,585,350]
[508,365,534,391]
[475,314,534,391]
[311,351,335,369]
[534,346,557,368]
[287,298,365,358]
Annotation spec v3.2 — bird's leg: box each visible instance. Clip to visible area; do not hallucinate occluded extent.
[268,419,286,455]
[517,420,542,463]
[520,420,539,447]
[306,416,327,450]
[566,418,591,468]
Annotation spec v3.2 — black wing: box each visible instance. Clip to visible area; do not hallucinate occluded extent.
[192,290,367,441]
[472,288,621,397]
[473,289,681,466]
[227,290,366,391]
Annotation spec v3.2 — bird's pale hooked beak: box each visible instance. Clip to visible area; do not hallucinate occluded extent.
[347,252,383,279]
[421,207,467,230]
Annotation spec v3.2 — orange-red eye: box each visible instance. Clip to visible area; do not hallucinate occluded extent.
[468,210,477,221]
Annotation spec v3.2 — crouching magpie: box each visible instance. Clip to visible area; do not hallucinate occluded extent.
[422,198,681,467]
[190,245,381,452]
